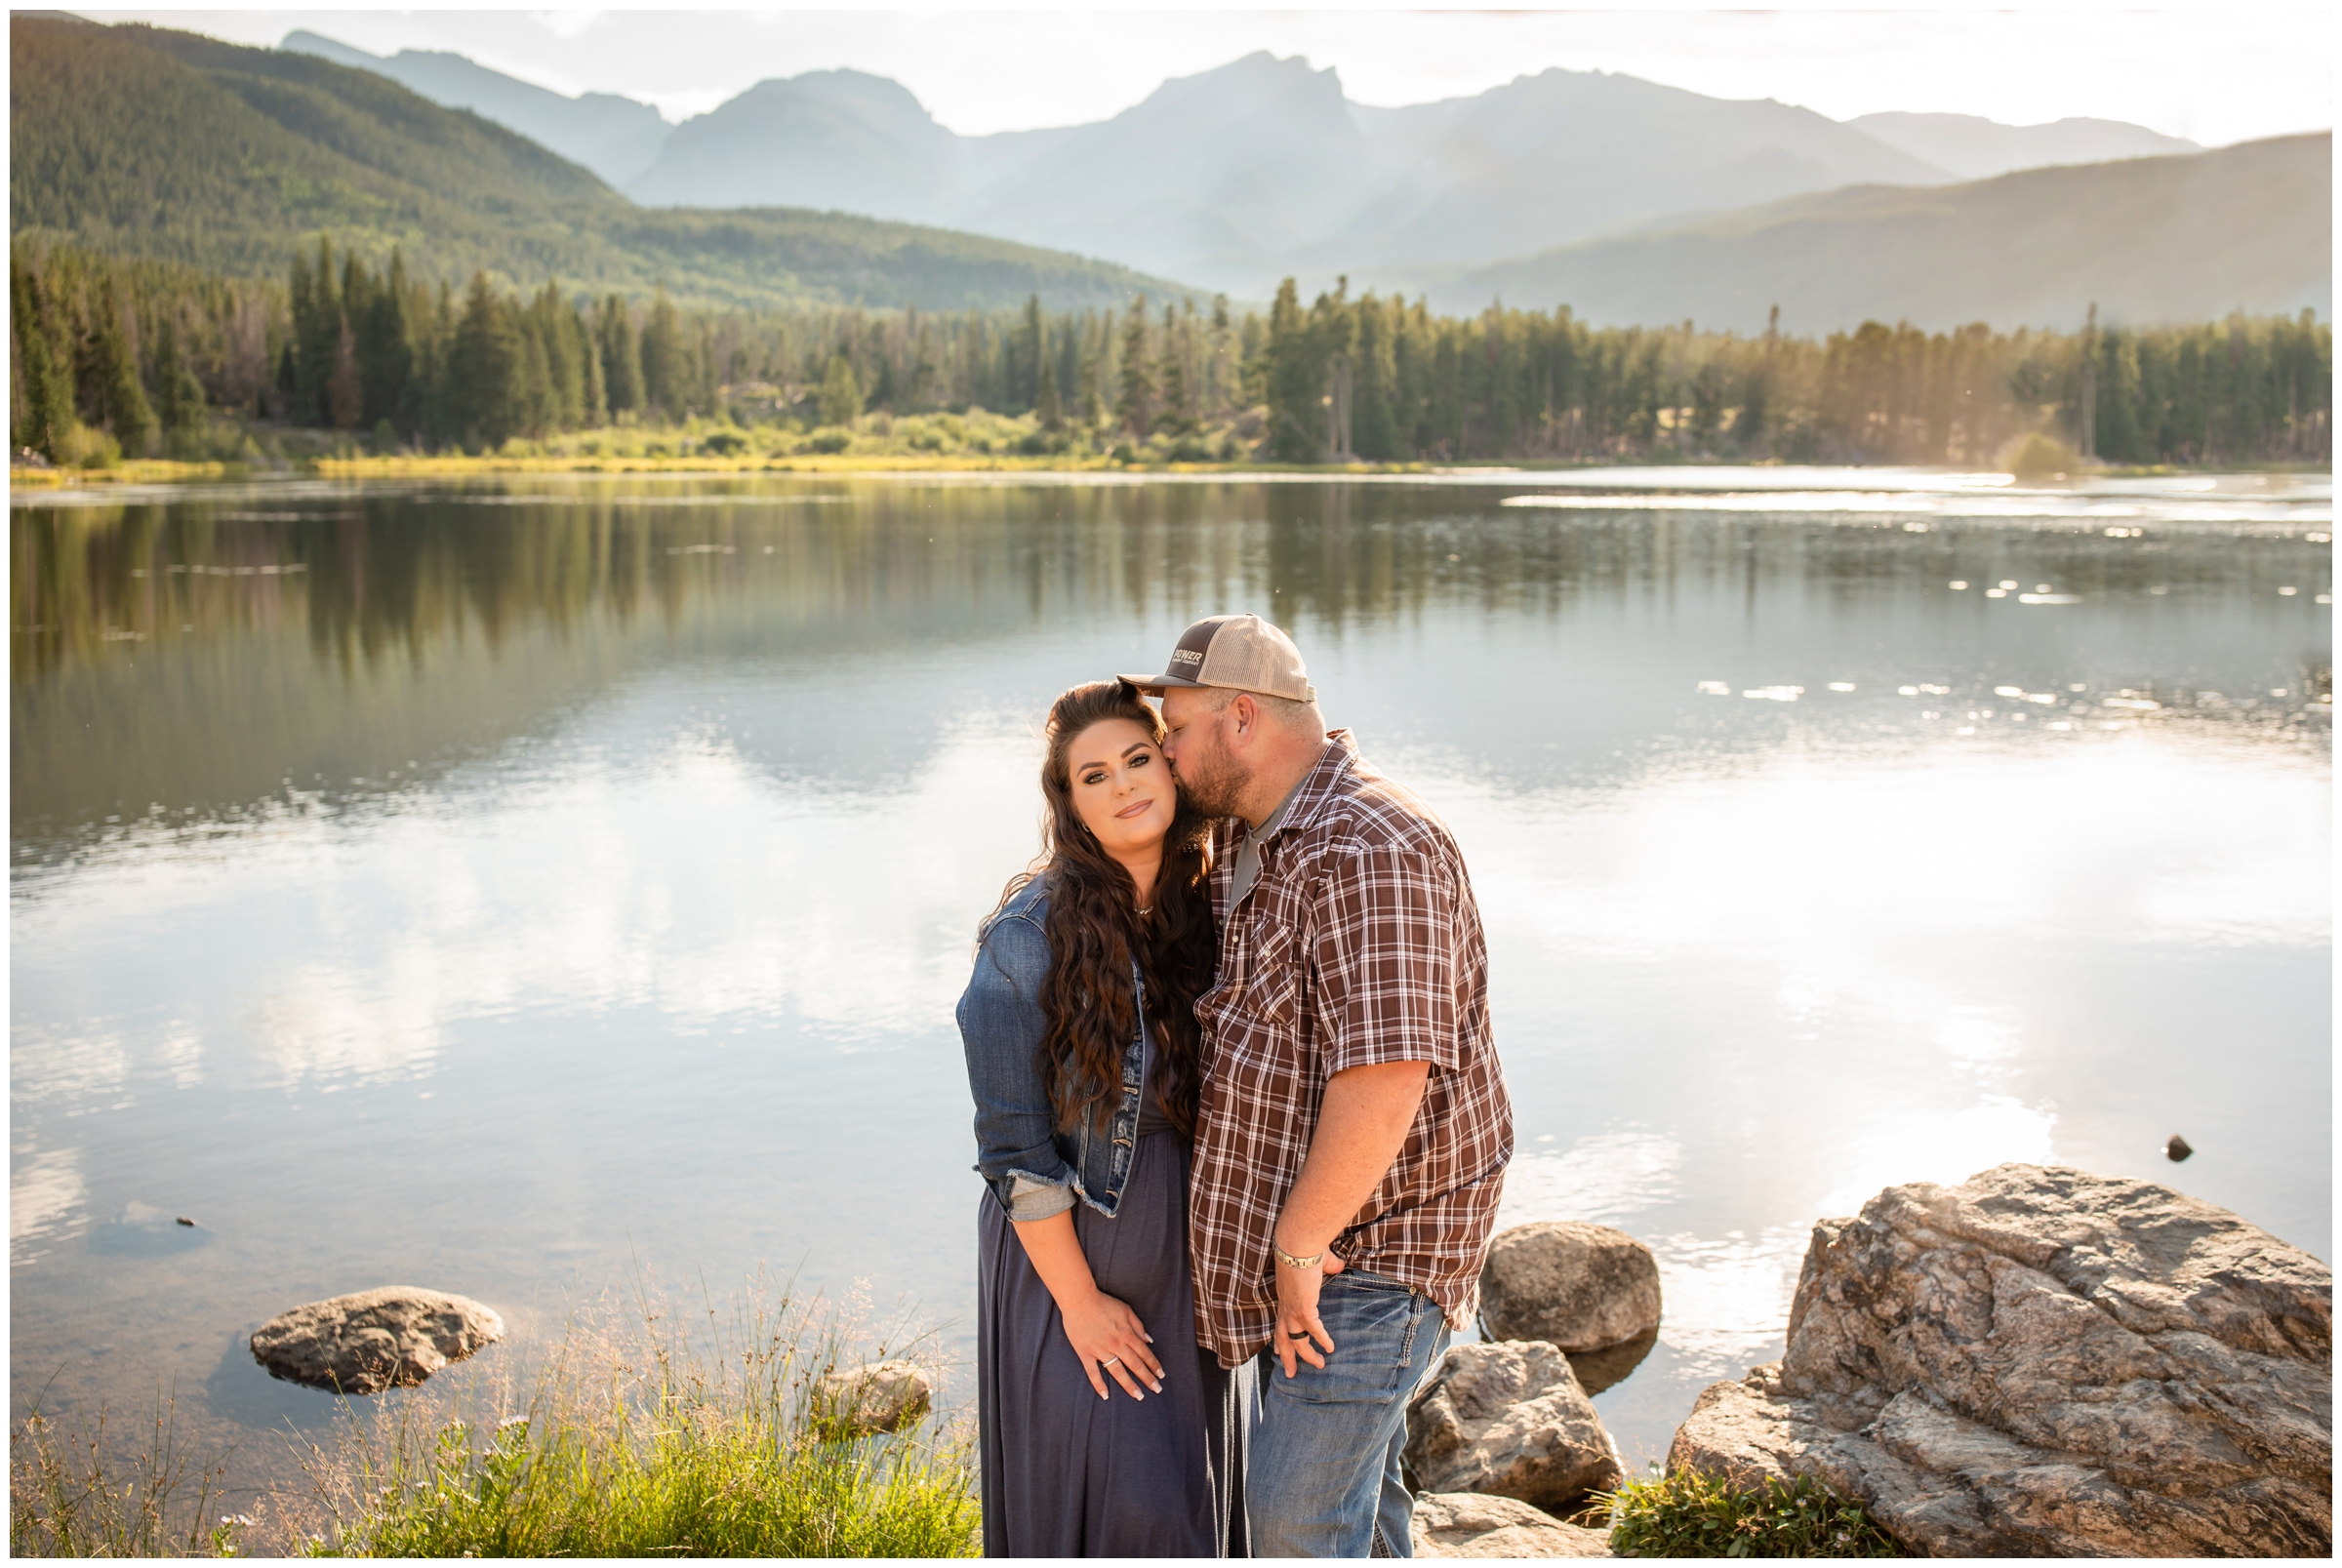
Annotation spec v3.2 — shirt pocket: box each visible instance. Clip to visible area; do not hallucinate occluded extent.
[1240,916,1301,1028]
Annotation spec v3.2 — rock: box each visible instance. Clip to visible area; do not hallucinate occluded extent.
[250,1287,505,1394]
[1667,1164,2331,1557]
[814,1357,932,1436]
[1411,1491,1615,1557]
[1405,1341,1623,1512]
[1479,1222,1661,1352]
[2166,1133,2194,1162]
[1561,1326,1658,1397]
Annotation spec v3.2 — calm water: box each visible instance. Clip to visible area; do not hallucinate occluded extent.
[11,469,2332,1492]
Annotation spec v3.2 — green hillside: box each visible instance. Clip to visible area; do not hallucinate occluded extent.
[8,14,1182,310]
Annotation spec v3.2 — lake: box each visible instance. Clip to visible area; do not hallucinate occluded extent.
[10,467,2331,1501]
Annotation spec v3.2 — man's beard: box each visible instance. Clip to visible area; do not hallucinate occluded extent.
[1173,730,1250,821]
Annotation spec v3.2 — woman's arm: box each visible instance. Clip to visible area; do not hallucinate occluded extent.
[959,912,1164,1400]
[1011,1210,1165,1400]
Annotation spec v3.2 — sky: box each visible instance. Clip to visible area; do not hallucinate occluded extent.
[83,5,2335,147]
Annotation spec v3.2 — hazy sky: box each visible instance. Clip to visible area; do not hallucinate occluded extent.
[86,6,2334,146]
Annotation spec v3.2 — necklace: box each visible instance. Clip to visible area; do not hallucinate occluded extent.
[1135,904,1154,916]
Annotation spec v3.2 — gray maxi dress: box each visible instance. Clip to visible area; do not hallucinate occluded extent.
[977,1065,1249,1556]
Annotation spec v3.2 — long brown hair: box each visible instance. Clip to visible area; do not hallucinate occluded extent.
[983,680,1215,1138]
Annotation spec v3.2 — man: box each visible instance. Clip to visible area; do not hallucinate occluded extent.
[1122,614,1514,1558]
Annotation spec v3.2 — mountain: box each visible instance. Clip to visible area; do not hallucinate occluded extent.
[621,51,1949,293]
[280,28,672,186]
[1849,111,2199,181]
[1420,134,2331,332]
[628,69,958,220]
[1324,69,1946,270]
[10,14,1186,310]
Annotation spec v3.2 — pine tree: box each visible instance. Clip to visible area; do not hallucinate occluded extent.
[357,251,415,431]
[80,279,156,454]
[326,315,363,429]
[448,271,521,450]
[1017,294,1044,410]
[1035,357,1063,431]
[152,314,208,436]
[291,236,343,425]
[1116,295,1153,437]
[597,295,643,416]
[639,289,686,420]
[11,261,77,460]
[1265,278,1319,462]
[819,354,862,426]
[1156,302,1192,434]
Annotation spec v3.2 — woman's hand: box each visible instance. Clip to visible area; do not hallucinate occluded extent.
[1060,1288,1165,1400]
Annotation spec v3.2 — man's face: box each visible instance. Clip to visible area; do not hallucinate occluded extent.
[1160,686,1248,820]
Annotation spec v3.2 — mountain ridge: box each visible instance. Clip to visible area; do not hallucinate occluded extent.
[1417,133,2331,332]
[11,14,1191,310]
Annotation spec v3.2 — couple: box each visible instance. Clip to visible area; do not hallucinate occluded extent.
[959,614,1515,1557]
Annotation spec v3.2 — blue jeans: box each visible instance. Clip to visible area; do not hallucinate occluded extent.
[1246,1267,1452,1558]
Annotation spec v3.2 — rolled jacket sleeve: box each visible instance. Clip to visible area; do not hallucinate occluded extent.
[1312,846,1465,1075]
[959,913,1077,1221]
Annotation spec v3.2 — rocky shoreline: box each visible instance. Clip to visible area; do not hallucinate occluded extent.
[1412,1163,2332,1558]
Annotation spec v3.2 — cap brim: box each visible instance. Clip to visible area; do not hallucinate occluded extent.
[1117,672,1208,694]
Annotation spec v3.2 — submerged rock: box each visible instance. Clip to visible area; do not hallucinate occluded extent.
[250,1287,505,1394]
[815,1357,932,1436]
[1478,1222,1661,1352]
[1411,1491,1614,1557]
[1404,1341,1623,1512]
[1667,1164,2331,1557]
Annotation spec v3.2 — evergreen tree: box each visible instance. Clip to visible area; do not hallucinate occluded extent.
[11,261,77,459]
[597,295,643,415]
[357,251,415,431]
[639,289,686,419]
[291,236,343,425]
[326,315,363,429]
[79,279,156,454]
[1035,357,1063,431]
[1156,302,1192,434]
[448,271,520,449]
[1016,294,1044,410]
[152,314,208,435]
[1265,278,1320,462]
[819,353,863,426]
[1116,295,1153,436]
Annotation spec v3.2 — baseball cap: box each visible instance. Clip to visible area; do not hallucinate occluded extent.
[1120,614,1316,702]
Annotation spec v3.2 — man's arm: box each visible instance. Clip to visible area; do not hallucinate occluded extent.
[1269,1058,1431,1378]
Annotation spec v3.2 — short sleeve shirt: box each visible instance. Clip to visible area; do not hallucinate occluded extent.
[1188,730,1514,1369]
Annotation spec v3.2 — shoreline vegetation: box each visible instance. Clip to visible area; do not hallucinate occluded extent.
[10,1277,979,1559]
[12,242,2330,489]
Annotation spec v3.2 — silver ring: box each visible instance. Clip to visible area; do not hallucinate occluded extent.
[1101,1355,1121,1367]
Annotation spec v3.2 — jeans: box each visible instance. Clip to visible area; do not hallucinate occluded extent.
[1246,1266,1451,1558]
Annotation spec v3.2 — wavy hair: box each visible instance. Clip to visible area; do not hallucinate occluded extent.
[982,679,1214,1138]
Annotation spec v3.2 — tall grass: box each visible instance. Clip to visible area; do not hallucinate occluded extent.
[9,1379,243,1556]
[294,1272,978,1557]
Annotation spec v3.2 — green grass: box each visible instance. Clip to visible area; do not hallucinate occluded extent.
[1598,1467,1902,1558]
[12,1277,976,1557]
[296,1279,977,1557]
[9,1379,240,1557]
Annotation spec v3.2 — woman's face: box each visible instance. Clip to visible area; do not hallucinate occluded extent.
[1065,717,1177,862]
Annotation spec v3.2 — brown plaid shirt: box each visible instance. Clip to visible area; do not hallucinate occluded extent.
[1188,729,1514,1368]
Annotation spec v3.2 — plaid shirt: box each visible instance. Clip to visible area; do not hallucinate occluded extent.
[1188,729,1514,1368]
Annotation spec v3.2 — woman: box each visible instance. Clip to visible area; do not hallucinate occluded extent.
[959,679,1245,1557]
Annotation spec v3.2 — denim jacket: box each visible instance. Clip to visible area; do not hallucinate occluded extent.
[958,875,1147,1223]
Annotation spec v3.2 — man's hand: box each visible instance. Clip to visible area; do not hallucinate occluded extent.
[1269,1057,1430,1378]
[1272,1248,1348,1379]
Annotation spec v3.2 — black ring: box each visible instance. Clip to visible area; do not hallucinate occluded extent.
[1286,1330,1312,1340]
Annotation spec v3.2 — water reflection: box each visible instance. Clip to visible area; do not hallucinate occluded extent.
[10,474,2330,1484]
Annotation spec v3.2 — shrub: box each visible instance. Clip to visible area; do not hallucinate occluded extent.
[2005,432,2079,479]
[1599,1467,1901,1558]
[700,429,747,457]
[802,428,853,455]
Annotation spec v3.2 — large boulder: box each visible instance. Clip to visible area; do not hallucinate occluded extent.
[1411,1492,1615,1557]
[250,1287,504,1394]
[1404,1340,1623,1512]
[1668,1164,2331,1557]
[814,1357,933,1436]
[1479,1222,1661,1352]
